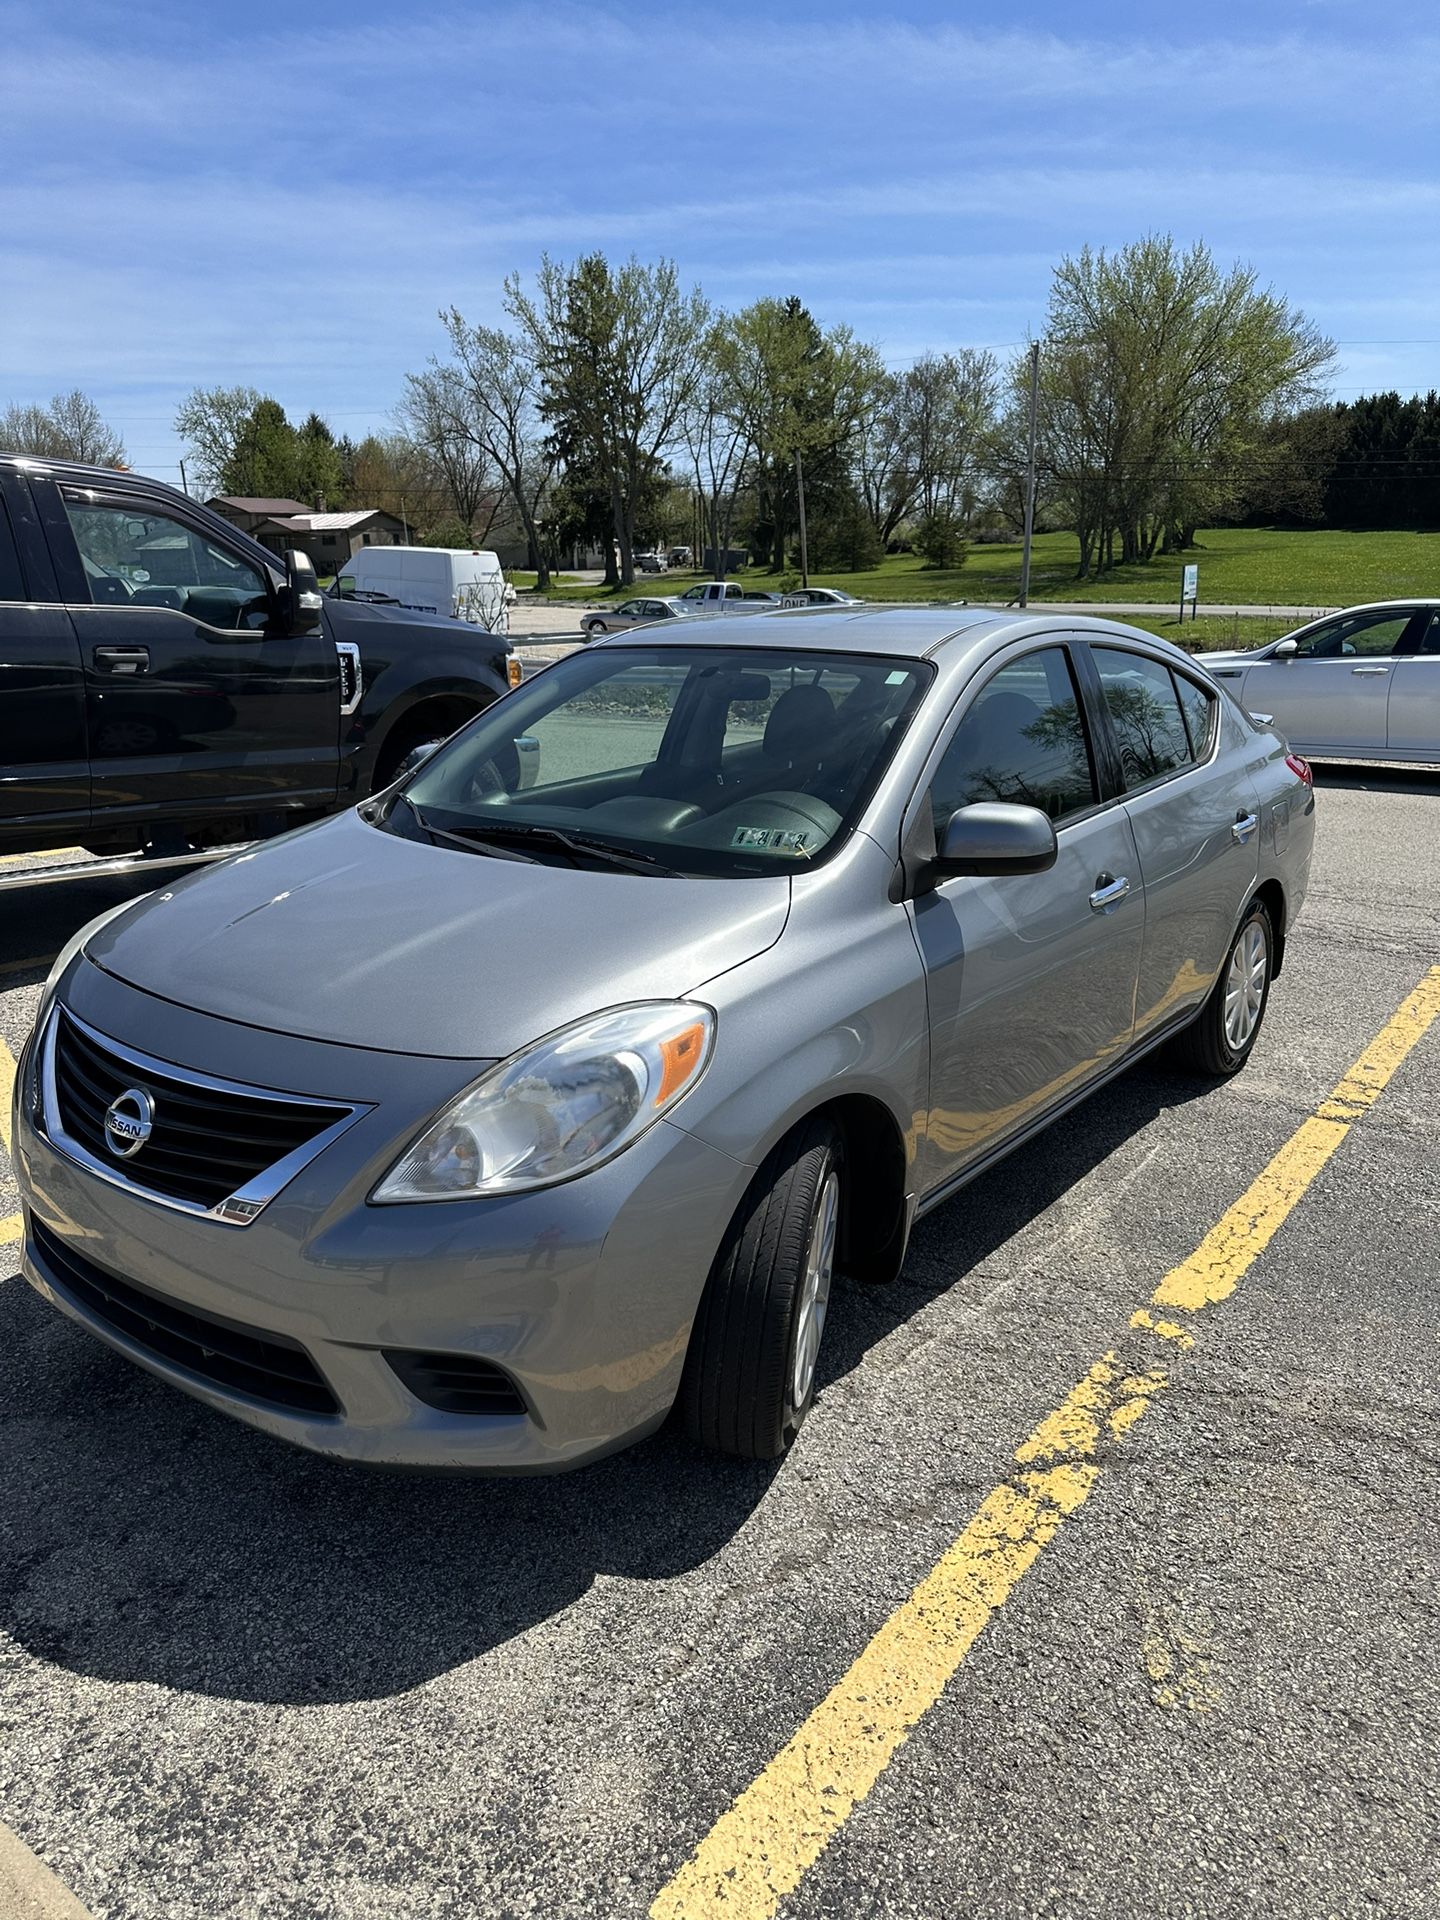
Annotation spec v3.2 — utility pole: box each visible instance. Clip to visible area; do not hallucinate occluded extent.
[1018,341,1040,608]
[795,448,810,587]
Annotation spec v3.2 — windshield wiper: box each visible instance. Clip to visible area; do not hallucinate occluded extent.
[400,798,537,862]
[440,820,680,876]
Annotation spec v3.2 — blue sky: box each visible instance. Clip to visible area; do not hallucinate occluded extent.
[3,0,1436,485]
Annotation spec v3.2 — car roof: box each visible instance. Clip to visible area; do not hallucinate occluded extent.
[588,603,1195,663]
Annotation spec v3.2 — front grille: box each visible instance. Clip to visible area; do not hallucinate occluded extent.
[385,1348,528,1418]
[52,1011,350,1212]
[31,1218,339,1416]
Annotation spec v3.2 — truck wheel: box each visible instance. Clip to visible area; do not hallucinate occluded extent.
[679,1117,843,1460]
[1168,898,1274,1077]
[371,703,488,793]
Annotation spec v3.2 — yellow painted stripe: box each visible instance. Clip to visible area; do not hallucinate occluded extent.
[652,964,1440,1920]
[0,1034,15,1159]
[0,1213,20,1247]
[0,848,83,867]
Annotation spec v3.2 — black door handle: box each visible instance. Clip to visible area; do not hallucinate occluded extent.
[93,646,150,675]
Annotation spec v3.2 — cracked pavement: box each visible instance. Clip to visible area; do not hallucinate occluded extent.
[1,761,1438,1919]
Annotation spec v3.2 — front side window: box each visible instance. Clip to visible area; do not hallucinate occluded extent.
[62,493,270,629]
[1294,611,1411,658]
[930,646,1097,827]
[391,644,931,878]
[1091,647,1192,789]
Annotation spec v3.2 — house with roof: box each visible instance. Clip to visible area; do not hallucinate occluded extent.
[206,497,408,572]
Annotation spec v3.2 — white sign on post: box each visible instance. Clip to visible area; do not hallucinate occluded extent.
[1180,563,1199,623]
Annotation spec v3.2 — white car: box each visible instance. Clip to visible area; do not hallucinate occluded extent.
[1197,601,1440,764]
[780,587,863,608]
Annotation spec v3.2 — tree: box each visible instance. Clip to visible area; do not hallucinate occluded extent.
[0,390,125,465]
[507,254,710,584]
[1005,236,1336,576]
[854,352,998,546]
[174,385,266,493]
[396,367,498,535]
[428,313,557,587]
[713,298,884,570]
[680,350,756,577]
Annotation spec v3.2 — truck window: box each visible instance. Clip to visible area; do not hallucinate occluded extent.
[0,495,24,600]
[61,491,271,630]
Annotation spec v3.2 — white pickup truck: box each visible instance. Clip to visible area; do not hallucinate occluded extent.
[674,582,782,614]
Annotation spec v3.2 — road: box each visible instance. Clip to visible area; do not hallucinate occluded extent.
[1,764,1438,1920]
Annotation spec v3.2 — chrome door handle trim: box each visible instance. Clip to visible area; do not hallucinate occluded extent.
[1232,812,1259,844]
[1089,874,1131,912]
[1350,665,1391,674]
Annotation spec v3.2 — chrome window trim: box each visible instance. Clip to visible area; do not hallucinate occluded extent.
[39,1007,372,1227]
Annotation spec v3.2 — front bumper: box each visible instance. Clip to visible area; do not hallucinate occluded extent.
[14,965,750,1473]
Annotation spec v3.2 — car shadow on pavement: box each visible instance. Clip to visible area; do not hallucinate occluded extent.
[0,1063,1208,1709]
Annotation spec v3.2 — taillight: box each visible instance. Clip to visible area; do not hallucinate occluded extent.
[1285,753,1313,786]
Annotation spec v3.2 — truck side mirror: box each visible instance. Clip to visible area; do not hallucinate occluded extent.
[279,549,324,636]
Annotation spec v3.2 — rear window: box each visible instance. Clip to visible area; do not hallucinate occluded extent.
[0,495,24,601]
[1091,647,1192,789]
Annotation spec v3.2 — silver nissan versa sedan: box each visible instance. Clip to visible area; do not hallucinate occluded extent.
[13,608,1315,1473]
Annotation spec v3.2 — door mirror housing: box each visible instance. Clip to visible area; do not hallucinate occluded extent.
[1272,636,1299,659]
[928,802,1058,881]
[278,550,324,635]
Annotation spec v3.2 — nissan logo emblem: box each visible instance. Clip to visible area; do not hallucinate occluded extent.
[103,1088,155,1159]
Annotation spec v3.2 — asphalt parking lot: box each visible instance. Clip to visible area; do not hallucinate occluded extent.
[2,764,1438,1920]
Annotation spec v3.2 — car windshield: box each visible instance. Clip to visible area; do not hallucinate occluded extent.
[385,643,931,878]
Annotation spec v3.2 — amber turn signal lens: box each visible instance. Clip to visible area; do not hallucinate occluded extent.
[654,1022,707,1106]
[507,656,523,689]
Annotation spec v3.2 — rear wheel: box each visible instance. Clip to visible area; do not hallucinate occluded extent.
[1169,898,1274,1077]
[680,1118,842,1459]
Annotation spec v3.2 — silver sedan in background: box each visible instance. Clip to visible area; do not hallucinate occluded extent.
[15,610,1314,1474]
[1198,600,1440,763]
[580,596,698,638]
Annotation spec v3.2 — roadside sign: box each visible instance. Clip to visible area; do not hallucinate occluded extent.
[1180,562,1199,624]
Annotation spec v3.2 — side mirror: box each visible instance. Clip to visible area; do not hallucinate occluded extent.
[929,802,1058,880]
[278,549,324,635]
[1272,637,1299,659]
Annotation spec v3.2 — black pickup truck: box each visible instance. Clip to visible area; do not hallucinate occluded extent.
[0,454,519,861]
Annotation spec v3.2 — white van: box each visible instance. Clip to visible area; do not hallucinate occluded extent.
[340,547,510,634]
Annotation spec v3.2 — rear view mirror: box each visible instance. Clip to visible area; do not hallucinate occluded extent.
[279,548,324,636]
[930,802,1058,880]
[1273,637,1299,659]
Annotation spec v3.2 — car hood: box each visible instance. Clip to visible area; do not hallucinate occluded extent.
[323,595,503,645]
[85,811,791,1058]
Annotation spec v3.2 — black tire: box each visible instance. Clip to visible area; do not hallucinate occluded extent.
[588,620,607,637]
[1169,898,1275,1077]
[680,1117,843,1460]
[370,704,486,793]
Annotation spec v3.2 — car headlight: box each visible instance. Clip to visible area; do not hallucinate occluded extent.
[372,1001,715,1202]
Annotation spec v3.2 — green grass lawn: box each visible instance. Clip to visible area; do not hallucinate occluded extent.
[522,527,1438,609]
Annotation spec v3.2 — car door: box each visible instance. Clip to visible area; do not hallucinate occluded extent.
[45,481,340,823]
[1384,610,1440,761]
[0,472,90,838]
[1086,643,1258,1040]
[911,642,1144,1192]
[1231,609,1421,755]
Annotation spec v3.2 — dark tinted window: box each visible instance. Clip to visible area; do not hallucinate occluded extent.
[0,496,24,601]
[930,647,1096,825]
[1173,673,1216,758]
[1417,613,1440,656]
[1092,648,1191,787]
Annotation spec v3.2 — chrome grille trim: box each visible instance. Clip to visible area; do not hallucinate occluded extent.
[39,1006,373,1226]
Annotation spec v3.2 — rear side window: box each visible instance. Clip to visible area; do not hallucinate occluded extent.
[0,495,24,601]
[1173,673,1216,758]
[1091,648,1192,788]
[931,646,1097,825]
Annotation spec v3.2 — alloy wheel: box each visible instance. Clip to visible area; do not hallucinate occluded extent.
[1223,919,1269,1050]
[791,1166,839,1409]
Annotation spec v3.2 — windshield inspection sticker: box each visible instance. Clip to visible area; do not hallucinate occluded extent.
[731,825,815,855]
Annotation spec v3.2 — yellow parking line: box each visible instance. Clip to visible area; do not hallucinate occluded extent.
[0,848,83,867]
[0,1034,15,1159]
[0,1213,20,1247]
[652,965,1440,1920]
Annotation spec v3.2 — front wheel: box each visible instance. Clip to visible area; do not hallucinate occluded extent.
[680,1117,842,1460]
[587,620,607,637]
[1169,898,1274,1077]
